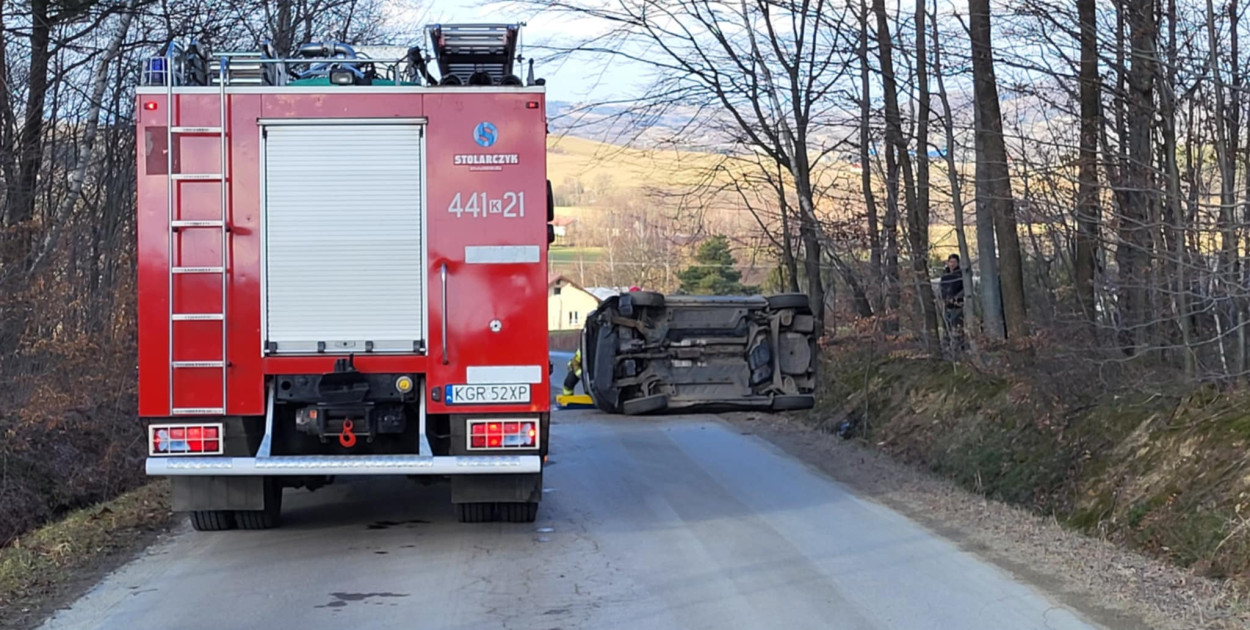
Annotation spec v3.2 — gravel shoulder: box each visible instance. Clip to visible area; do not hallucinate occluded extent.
[723,411,1250,630]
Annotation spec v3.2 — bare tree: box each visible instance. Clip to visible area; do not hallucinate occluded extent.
[1074,0,1100,323]
[856,0,884,313]
[1116,0,1158,353]
[931,3,977,344]
[913,0,940,352]
[968,0,1028,339]
[871,0,910,333]
[536,0,862,330]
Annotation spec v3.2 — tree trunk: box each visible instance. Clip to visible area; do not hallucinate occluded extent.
[792,160,827,329]
[1206,0,1237,280]
[734,0,825,329]
[1075,0,1100,323]
[872,0,910,335]
[5,0,52,247]
[858,0,883,312]
[1117,0,1158,354]
[1159,0,1194,375]
[767,165,805,295]
[778,187,801,294]
[968,0,1028,339]
[912,0,940,353]
[0,2,17,194]
[971,58,1005,339]
[275,0,296,56]
[932,7,978,346]
[31,2,139,274]
[830,248,875,319]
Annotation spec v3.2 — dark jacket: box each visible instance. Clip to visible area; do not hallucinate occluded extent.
[939,266,964,306]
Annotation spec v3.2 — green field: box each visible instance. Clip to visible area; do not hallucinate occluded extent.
[548,246,605,264]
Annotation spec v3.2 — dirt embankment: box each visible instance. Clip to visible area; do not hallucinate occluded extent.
[0,483,172,630]
[815,340,1250,584]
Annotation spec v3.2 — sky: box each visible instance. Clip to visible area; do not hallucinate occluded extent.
[415,0,651,103]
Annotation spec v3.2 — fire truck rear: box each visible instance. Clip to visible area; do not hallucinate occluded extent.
[136,24,551,529]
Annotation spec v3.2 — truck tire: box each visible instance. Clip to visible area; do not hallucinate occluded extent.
[457,502,495,523]
[189,510,235,531]
[771,394,815,411]
[766,293,810,311]
[500,502,539,523]
[622,394,668,415]
[236,479,283,530]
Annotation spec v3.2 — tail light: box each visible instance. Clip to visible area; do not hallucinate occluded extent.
[466,418,539,450]
[149,423,224,456]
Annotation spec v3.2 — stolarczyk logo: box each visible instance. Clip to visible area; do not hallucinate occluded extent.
[456,121,516,170]
[474,122,498,148]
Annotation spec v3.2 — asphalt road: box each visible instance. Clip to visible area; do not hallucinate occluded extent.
[40,355,1103,630]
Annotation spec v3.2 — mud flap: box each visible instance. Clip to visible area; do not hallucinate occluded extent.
[450,473,542,504]
[172,476,267,511]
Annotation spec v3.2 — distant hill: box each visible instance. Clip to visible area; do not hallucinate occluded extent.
[546,134,729,199]
[547,100,699,147]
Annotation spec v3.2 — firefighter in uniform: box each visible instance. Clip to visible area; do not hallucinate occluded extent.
[562,349,583,396]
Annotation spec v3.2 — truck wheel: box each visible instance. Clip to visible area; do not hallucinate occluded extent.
[457,502,496,523]
[236,479,283,530]
[766,293,810,311]
[771,395,815,411]
[499,502,539,523]
[189,510,236,531]
[622,394,668,415]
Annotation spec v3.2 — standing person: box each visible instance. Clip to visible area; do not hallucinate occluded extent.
[939,254,965,349]
[562,349,582,396]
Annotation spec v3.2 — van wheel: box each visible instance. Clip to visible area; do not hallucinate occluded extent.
[771,395,815,411]
[189,510,236,531]
[627,291,665,308]
[623,394,668,415]
[766,293,811,311]
[236,478,283,530]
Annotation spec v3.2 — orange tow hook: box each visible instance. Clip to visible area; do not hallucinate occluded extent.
[339,419,357,448]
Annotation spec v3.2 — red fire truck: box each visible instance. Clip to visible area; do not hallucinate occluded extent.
[136,24,551,530]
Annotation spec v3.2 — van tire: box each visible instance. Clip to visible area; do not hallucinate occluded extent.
[627,291,665,308]
[622,394,668,415]
[771,395,815,411]
[766,293,810,311]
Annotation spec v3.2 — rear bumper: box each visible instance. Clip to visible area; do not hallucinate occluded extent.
[147,454,541,476]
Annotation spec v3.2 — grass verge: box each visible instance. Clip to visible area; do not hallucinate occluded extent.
[0,482,172,629]
[815,340,1250,586]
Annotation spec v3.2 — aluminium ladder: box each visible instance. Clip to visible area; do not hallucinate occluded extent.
[428,23,519,85]
[164,56,230,415]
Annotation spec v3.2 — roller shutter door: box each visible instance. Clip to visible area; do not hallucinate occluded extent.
[263,123,424,354]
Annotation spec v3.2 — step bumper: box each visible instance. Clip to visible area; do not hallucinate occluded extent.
[147,454,541,476]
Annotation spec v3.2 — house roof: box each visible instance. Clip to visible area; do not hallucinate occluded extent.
[549,275,601,301]
[587,287,624,301]
[551,216,578,227]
